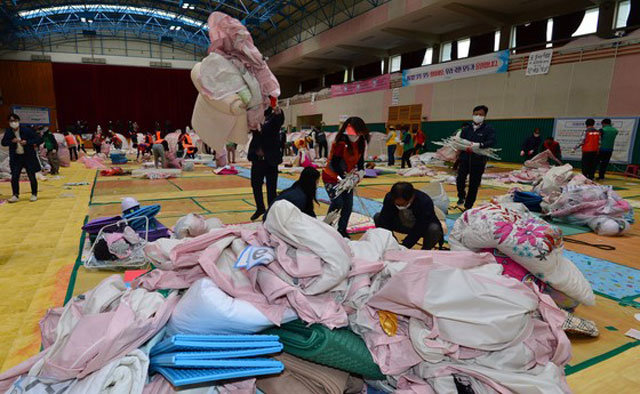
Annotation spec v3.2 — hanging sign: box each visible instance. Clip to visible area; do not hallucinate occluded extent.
[526,49,553,76]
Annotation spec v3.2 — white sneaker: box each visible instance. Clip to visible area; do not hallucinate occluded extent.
[8,195,19,203]
[30,195,38,202]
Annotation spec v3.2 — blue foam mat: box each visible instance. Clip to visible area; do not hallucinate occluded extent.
[152,364,284,387]
[151,335,281,356]
[151,357,283,369]
[150,346,283,365]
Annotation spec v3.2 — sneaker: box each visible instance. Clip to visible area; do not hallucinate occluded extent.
[250,210,265,221]
[30,195,38,202]
[8,195,18,203]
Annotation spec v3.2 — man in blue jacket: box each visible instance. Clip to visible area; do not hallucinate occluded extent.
[456,105,496,210]
[374,182,443,250]
[248,105,285,221]
[2,113,42,203]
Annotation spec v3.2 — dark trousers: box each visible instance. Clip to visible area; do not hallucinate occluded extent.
[401,148,414,168]
[456,155,487,210]
[251,160,278,212]
[581,151,598,180]
[94,143,101,153]
[317,140,328,158]
[387,145,396,166]
[598,150,613,180]
[10,156,38,197]
[326,184,353,235]
[374,213,443,250]
[69,146,78,161]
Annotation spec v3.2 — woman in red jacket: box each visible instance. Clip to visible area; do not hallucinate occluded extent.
[322,117,370,238]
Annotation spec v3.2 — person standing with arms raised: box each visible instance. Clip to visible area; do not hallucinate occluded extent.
[456,105,496,211]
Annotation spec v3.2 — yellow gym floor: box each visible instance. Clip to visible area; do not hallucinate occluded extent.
[0,159,638,393]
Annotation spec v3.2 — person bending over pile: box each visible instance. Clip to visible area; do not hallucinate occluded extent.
[265,167,320,220]
[374,182,443,250]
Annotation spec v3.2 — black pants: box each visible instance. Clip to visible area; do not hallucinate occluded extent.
[456,155,487,210]
[10,156,38,197]
[374,213,443,250]
[598,150,613,180]
[317,140,328,158]
[94,143,101,153]
[387,145,396,166]
[326,184,353,236]
[69,146,78,161]
[581,151,598,180]
[251,160,278,212]
[401,148,414,168]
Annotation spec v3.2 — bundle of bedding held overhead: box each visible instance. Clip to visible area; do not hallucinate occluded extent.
[449,203,595,307]
[135,201,576,392]
[432,135,501,160]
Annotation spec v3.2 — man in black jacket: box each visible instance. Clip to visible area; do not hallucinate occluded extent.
[374,182,443,250]
[2,113,42,203]
[520,128,542,160]
[456,105,496,210]
[248,106,285,220]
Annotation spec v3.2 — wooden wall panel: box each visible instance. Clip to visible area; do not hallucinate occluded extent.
[0,60,57,130]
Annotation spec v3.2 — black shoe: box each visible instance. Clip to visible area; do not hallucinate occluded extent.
[457,199,465,206]
[250,210,265,221]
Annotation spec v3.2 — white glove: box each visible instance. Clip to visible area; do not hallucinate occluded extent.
[471,143,480,150]
[357,169,365,180]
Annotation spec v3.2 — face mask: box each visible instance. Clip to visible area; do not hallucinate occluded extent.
[348,135,359,142]
[473,115,485,124]
[395,203,411,210]
[9,121,19,129]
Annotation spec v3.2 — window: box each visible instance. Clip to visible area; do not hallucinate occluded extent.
[344,69,349,83]
[494,30,501,51]
[546,18,554,48]
[616,0,631,28]
[572,8,599,37]
[510,26,517,49]
[441,42,452,62]
[389,55,401,72]
[422,48,433,65]
[457,38,470,58]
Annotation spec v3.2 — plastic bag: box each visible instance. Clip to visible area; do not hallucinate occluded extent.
[421,182,448,215]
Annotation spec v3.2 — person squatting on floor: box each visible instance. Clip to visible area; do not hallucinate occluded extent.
[42,128,60,175]
[248,105,285,221]
[456,105,496,210]
[574,118,600,180]
[374,182,444,250]
[598,118,618,180]
[322,117,370,239]
[2,113,41,203]
[264,167,320,221]
[520,128,541,161]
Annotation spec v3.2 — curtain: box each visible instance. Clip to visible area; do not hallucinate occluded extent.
[450,41,458,61]
[51,63,197,133]
[401,48,426,70]
[325,70,346,86]
[353,61,382,81]
[300,77,322,93]
[515,19,547,53]
[551,11,585,47]
[628,0,640,29]
[469,32,495,57]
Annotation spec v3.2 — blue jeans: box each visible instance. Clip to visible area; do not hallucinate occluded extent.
[387,145,396,166]
[325,183,353,235]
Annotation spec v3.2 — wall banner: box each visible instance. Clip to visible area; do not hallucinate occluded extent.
[402,50,510,87]
[11,105,50,125]
[553,117,638,164]
[331,74,390,97]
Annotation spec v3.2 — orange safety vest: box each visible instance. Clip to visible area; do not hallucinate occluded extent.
[64,134,77,146]
[322,140,362,184]
[180,133,195,152]
[154,131,164,144]
[583,128,600,152]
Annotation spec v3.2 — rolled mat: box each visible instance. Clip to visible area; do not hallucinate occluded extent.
[262,320,385,380]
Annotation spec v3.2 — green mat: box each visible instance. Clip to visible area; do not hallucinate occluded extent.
[262,320,385,380]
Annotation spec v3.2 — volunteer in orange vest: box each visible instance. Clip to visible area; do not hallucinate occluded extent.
[573,118,600,180]
[152,130,167,168]
[178,129,198,158]
[64,130,78,161]
[322,116,370,239]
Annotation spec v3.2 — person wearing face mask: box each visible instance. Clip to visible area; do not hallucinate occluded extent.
[456,105,496,211]
[322,117,370,238]
[2,113,42,203]
[248,103,286,221]
[374,182,443,250]
[520,128,542,160]
[93,125,103,153]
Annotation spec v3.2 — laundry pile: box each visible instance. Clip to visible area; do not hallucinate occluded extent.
[432,135,501,161]
[484,150,561,184]
[191,12,280,158]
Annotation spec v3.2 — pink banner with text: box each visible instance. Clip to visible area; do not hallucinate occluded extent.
[331,74,390,97]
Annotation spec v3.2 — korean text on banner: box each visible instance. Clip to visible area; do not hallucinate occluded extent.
[553,117,638,164]
[526,49,553,76]
[331,74,390,97]
[11,106,50,125]
[402,50,510,87]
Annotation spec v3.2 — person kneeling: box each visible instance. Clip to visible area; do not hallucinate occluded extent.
[374,182,443,250]
[264,167,320,221]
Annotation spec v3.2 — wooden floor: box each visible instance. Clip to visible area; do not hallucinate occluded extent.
[1,158,638,393]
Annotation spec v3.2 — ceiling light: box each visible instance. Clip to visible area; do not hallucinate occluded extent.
[189,6,195,10]
[170,25,176,30]
[80,17,86,22]
[182,3,189,9]
[176,26,181,30]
